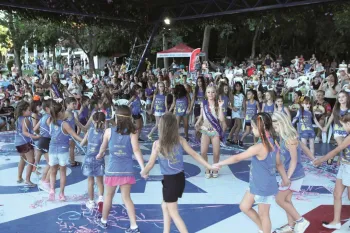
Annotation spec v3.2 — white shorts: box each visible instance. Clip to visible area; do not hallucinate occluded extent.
[49,152,69,166]
[154,112,165,117]
[254,194,275,205]
[278,178,304,192]
[336,163,350,187]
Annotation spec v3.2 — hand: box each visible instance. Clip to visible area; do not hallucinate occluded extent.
[140,169,149,179]
[312,158,322,167]
[322,127,327,132]
[212,163,221,170]
[96,153,103,160]
[280,178,291,187]
[186,109,191,115]
[232,107,237,112]
[218,99,224,107]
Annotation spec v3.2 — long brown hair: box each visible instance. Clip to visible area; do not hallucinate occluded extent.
[93,112,106,130]
[115,105,136,135]
[158,113,180,158]
[333,91,350,124]
[15,101,30,119]
[252,112,274,152]
[49,100,64,125]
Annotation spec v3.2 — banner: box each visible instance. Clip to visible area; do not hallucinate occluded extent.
[189,48,201,72]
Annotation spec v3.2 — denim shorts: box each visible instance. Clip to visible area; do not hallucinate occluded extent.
[299,130,315,139]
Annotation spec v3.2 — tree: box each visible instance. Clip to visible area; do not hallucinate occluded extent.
[0,11,34,76]
[0,25,11,63]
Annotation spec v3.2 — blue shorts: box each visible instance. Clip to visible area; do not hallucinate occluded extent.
[299,130,315,139]
[82,155,105,177]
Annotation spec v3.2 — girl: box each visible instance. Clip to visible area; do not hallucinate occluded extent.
[274,96,291,120]
[33,99,52,192]
[323,91,350,164]
[227,82,245,145]
[169,84,191,141]
[65,97,80,167]
[80,112,105,210]
[195,86,225,178]
[30,100,42,173]
[128,85,143,140]
[272,112,311,233]
[140,113,218,233]
[313,111,350,230]
[95,105,145,232]
[292,97,322,156]
[213,113,288,233]
[145,80,155,110]
[148,82,167,140]
[218,83,231,132]
[191,76,206,123]
[15,101,40,187]
[77,96,90,133]
[240,89,260,147]
[262,91,275,115]
[48,100,83,201]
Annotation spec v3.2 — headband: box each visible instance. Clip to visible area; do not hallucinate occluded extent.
[115,114,132,118]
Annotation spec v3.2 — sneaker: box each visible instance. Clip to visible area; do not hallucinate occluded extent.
[38,180,50,193]
[314,137,320,143]
[59,193,66,201]
[238,140,243,147]
[86,200,95,210]
[97,196,104,203]
[125,227,140,233]
[205,172,211,179]
[322,222,341,230]
[275,225,294,233]
[294,218,310,233]
[212,172,219,178]
[95,218,107,229]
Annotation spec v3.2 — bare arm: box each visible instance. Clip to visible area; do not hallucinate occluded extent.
[22,118,40,140]
[315,135,350,165]
[96,128,111,158]
[285,141,298,179]
[62,122,83,142]
[216,144,265,166]
[80,131,89,146]
[299,141,315,160]
[131,132,145,170]
[142,141,160,175]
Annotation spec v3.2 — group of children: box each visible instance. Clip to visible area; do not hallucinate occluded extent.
[13,77,350,233]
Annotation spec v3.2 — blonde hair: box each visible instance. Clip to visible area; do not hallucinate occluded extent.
[205,85,219,114]
[158,113,180,159]
[272,112,298,143]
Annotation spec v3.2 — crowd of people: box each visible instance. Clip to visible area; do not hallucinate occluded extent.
[2,52,350,233]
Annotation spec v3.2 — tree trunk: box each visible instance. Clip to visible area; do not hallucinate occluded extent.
[51,46,56,70]
[202,25,212,61]
[251,23,261,59]
[87,53,95,76]
[162,33,168,68]
[14,47,22,76]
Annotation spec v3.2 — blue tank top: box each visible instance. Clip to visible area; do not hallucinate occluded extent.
[295,110,313,133]
[277,106,287,115]
[334,109,348,136]
[245,100,257,122]
[158,143,184,175]
[106,107,112,120]
[131,97,142,115]
[249,138,278,196]
[221,95,229,116]
[154,94,166,113]
[280,139,305,180]
[175,96,188,116]
[79,106,89,121]
[39,114,51,138]
[65,110,76,129]
[341,136,350,164]
[49,120,70,153]
[264,103,274,114]
[86,125,104,156]
[105,127,134,177]
[195,90,204,104]
[15,116,33,146]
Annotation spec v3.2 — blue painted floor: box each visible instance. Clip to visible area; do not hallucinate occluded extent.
[0,128,349,233]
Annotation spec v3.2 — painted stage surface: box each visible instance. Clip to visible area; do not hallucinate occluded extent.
[0,129,349,233]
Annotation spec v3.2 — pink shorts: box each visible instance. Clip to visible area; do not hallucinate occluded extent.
[104,176,136,187]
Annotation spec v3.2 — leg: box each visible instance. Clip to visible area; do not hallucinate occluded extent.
[258,204,272,233]
[275,190,300,226]
[88,177,95,200]
[329,179,346,224]
[228,120,237,140]
[240,126,250,141]
[148,116,160,137]
[96,176,104,197]
[120,184,138,228]
[17,153,25,182]
[309,138,315,156]
[41,153,50,183]
[50,165,58,190]
[234,119,242,141]
[211,136,221,164]
[166,202,189,233]
[161,201,171,233]
[135,118,143,138]
[102,185,117,222]
[200,134,210,174]
[34,149,43,168]
[69,140,75,164]
[24,149,35,185]
[183,116,189,139]
[334,137,345,163]
[239,191,262,230]
[59,166,67,195]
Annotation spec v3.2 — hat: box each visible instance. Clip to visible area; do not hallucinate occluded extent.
[33,95,41,101]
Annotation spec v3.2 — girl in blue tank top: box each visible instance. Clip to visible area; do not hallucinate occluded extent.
[169,84,191,140]
[148,81,167,140]
[65,97,81,167]
[141,113,217,233]
[30,100,42,173]
[33,99,52,192]
[15,101,40,187]
[95,105,145,232]
[128,85,143,140]
[274,96,291,120]
[240,89,260,147]
[48,100,83,202]
[78,96,90,126]
[80,112,106,211]
[323,91,350,164]
[218,83,232,134]
[262,91,275,115]
[313,111,350,230]
[214,113,288,233]
[272,112,313,233]
[292,97,322,156]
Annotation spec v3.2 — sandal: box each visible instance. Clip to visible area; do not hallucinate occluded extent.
[70,161,81,167]
[24,182,37,188]
[59,193,66,201]
[17,178,24,184]
[212,171,219,178]
[327,159,333,165]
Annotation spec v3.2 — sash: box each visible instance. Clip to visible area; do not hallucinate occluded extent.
[203,100,224,141]
[51,83,62,98]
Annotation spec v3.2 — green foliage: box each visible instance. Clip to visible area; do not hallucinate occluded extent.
[6,59,14,71]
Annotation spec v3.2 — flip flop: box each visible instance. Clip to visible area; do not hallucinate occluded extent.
[70,161,81,167]
[17,178,24,184]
